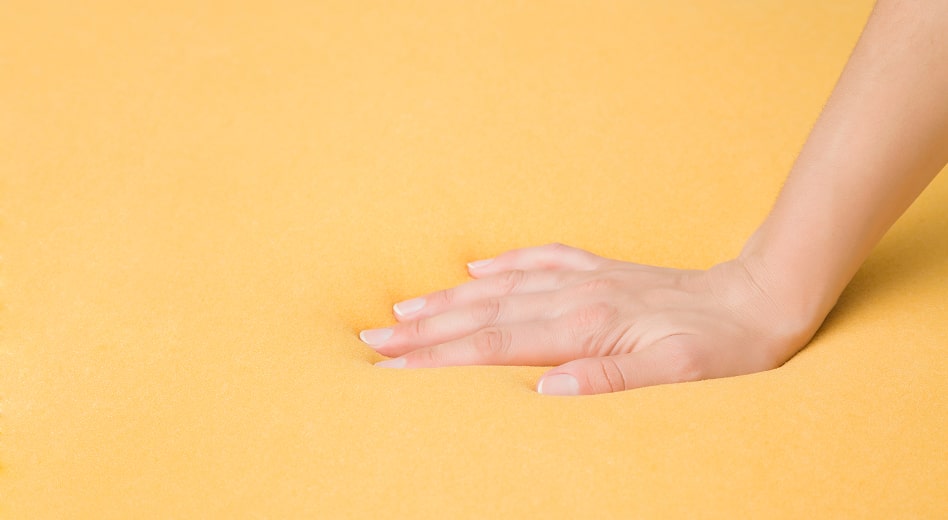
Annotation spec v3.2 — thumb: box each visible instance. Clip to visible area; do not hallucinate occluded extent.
[537,343,705,396]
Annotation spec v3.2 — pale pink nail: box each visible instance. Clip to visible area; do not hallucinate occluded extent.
[359,327,394,346]
[538,374,580,396]
[467,258,494,270]
[375,357,407,368]
[393,297,426,317]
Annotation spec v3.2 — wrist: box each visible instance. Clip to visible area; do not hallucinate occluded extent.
[736,229,842,337]
[702,256,823,365]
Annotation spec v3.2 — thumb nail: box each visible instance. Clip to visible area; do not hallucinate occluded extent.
[538,374,580,396]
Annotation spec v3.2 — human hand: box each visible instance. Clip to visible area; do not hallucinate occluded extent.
[361,243,820,395]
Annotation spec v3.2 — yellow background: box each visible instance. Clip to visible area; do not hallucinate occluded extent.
[2,1,946,518]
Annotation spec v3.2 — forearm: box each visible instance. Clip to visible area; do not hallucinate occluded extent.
[739,0,948,330]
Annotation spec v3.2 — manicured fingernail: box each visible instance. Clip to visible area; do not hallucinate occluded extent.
[375,357,407,368]
[538,374,580,396]
[393,297,426,317]
[359,327,394,346]
[467,258,494,270]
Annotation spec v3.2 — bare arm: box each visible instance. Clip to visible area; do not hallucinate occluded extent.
[742,0,948,333]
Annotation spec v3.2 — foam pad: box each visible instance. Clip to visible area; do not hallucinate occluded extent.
[2,1,945,517]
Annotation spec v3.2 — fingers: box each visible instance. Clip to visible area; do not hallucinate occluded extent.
[392,269,573,322]
[466,242,606,278]
[369,291,565,357]
[536,340,706,396]
[391,243,606,322]
[374,320,584,369]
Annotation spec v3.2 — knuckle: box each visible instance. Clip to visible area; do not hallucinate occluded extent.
[546,242,602,269]
[552,270,576,287]
[409,317,428,339]
[495,269,526,295]
[665,345,704,383]
[436,287,456,307]
[471,327,510,359]
[597,357,629,394]
[573,277,620,294]
[567,302,618,331]
[472,297,503,326]
[412,347,439,366]
[564,303,619,357]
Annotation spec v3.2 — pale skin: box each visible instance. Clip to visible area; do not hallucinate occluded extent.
[361,0,948,396]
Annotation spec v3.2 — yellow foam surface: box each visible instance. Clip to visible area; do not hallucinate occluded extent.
[2,1,946,517]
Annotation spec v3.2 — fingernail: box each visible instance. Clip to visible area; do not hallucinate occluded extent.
[359,327,394,346]
[538,374,580,396]
[467,258,494,270]
[375,357,407,368]
[393,297,426,317]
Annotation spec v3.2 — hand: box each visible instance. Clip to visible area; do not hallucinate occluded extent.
[360,243,819,395]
